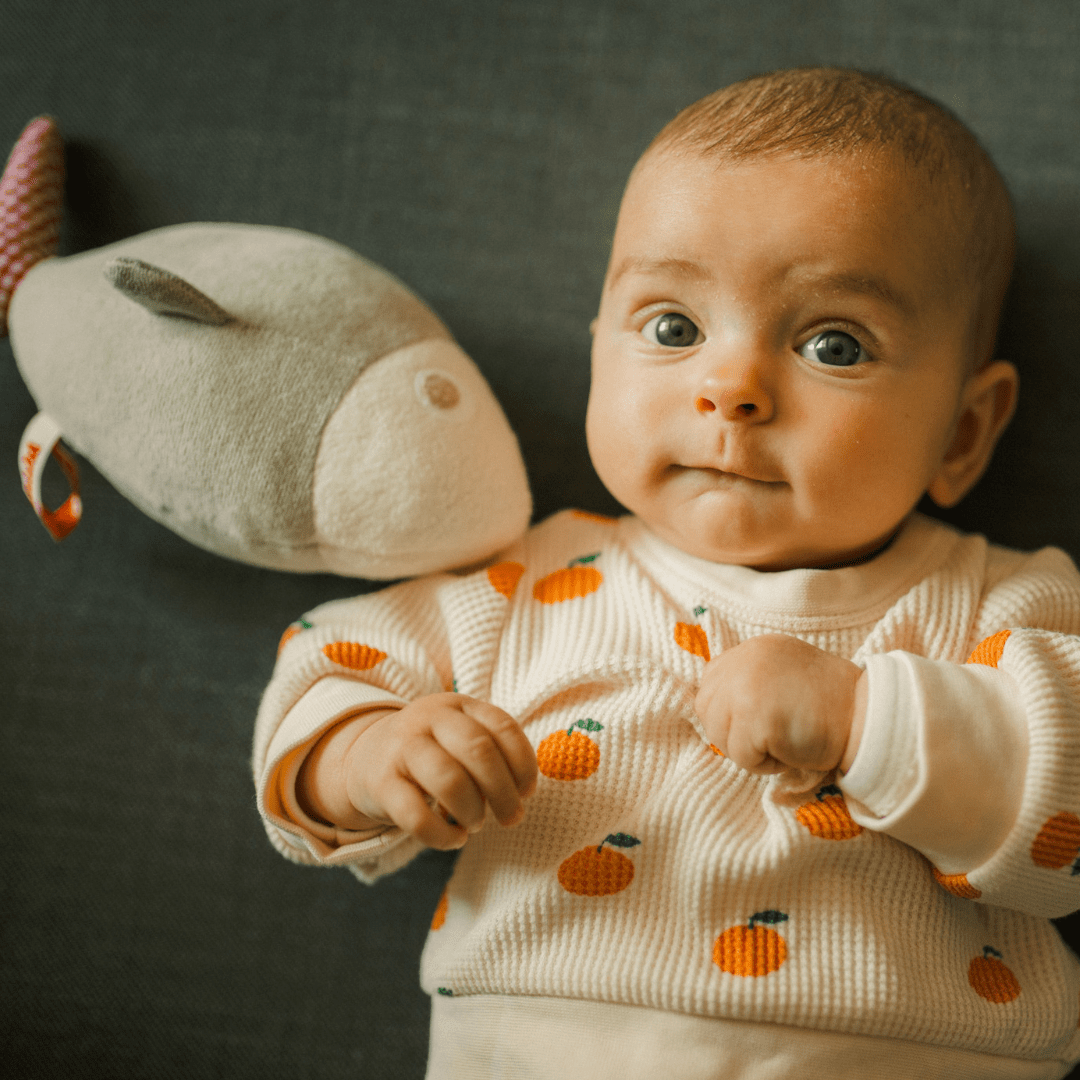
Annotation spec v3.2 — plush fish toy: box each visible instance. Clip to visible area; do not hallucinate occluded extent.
[2,117,531,579]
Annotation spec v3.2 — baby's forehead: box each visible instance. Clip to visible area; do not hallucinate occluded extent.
[635,146,978,275]
[637,143,959,208]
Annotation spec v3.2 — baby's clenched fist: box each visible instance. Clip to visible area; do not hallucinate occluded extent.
[297,693,538,851]
[694,634,867,774]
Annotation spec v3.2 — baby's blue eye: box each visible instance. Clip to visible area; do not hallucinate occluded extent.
[800,331,864,366]
[642,312,702,348]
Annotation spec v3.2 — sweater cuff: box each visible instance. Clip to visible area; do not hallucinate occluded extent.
[257,675,411,866]
[841,652,1028,874]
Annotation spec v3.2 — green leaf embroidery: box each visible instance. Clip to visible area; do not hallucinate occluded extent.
[603,832,641,849]
[568,552,600,567]
[748,910,789,928]
[574,718,603,733]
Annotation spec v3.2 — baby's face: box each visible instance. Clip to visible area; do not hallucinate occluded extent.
[587,148,981,570]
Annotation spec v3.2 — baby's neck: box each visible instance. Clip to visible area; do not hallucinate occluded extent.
[792,528,902,572]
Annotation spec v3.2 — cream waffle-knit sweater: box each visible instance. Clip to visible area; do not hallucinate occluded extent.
[254,511,1080,1078]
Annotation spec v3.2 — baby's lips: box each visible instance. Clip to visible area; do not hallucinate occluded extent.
[703,465,784,486]
[680,450,785,485]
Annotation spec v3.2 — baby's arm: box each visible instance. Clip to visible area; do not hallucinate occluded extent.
[254,556,529,879]
[696,546,1080,919]
[296,693,537,850]
[696,633,1025,872]
[694,633,867,774]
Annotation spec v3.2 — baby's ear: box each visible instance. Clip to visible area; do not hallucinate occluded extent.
[926,359,1018,508]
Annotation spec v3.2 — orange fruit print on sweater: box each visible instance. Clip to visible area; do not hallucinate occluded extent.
[431,887,449,930]
[932,866,981,899]
[795,784,862,840]
[966,629,1011,667]
[487,561,525,598]
[1031,811,1080,870]
[277,618,312,654]
[322,641,387,669]
[674,622,710,661]
[533,554,602,603]
[713,911,789,976]
[558,833,640,895]
[968,946,1021,1003]
[537,718,603,780]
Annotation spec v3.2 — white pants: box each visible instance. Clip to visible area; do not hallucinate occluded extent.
[426,994,1075,1080]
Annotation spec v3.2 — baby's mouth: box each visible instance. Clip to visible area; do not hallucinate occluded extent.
[671,463,786,488]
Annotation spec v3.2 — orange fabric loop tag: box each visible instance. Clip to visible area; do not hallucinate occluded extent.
[18,411,82,541]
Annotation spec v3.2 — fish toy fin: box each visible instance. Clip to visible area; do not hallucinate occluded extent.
[105,257,232,325]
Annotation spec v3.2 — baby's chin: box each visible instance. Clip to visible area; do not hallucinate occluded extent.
[637,510,796,570]
[639,504,894,572]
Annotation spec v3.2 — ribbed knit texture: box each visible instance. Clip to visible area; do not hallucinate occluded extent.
[254,510,1080,1066]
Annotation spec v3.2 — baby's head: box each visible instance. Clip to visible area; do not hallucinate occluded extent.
[587,67,1018,570]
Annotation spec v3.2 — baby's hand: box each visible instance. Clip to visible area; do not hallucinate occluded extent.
[694,634,866,774]
[299,693,538,850]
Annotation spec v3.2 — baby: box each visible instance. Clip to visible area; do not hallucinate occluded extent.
[254,68,1080,1079]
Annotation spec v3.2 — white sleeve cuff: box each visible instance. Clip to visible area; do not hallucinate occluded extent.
[257,675,413,867]
[841,652,1028,874]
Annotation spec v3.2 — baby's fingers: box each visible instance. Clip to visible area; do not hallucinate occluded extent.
[377,773,469,851]
[404,736,489,832]
[436,702,536,825]
[457,699,538,798]
[722,724,786,774]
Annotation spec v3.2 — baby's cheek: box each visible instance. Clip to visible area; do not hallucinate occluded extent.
[810,411,924,521]
[586,366,667,493]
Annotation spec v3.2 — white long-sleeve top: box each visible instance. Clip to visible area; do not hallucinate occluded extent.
[253,511,1080,1074]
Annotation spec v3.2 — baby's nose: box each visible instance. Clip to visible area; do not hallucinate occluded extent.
[696,397,760,417]
[695,367,774,422]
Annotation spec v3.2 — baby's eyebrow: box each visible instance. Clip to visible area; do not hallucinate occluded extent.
[803,271,915,318]
[607,255,714,287]
[608,258,916,318]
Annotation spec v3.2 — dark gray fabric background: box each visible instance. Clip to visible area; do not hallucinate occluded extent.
[2,2,1079,1077]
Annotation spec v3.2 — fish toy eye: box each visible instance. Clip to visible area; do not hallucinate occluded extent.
[643,312,702,348]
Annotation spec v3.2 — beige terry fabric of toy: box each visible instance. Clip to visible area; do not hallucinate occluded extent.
[9,221,532,578]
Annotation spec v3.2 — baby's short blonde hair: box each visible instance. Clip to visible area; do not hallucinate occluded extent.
[647,68,1015,367]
